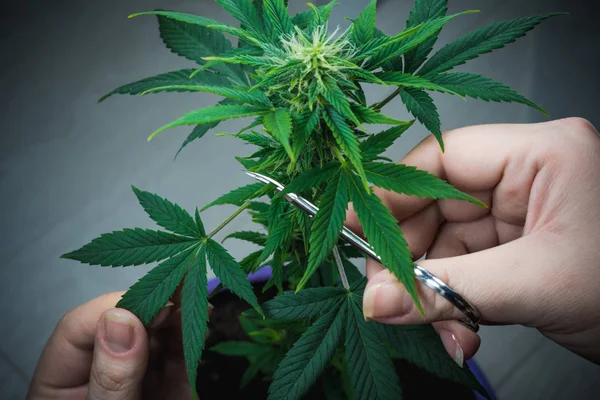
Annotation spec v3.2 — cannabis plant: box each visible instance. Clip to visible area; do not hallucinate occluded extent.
[63,0,560,398]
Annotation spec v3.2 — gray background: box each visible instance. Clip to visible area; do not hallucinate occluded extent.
[1,0,599,398]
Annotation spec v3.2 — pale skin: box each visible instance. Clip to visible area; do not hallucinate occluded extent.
[28,118,600,399]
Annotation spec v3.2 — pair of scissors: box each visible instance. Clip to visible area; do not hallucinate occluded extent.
[246,171,481,332]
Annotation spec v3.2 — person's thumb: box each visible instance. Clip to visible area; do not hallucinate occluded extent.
[87,308,148,400]
[362,234,555,326]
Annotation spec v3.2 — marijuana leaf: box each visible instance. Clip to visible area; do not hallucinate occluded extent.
[61,228,198,267]
[181,245,209,397]
[363,162,485,205]
[351,0,377,44]
[430,72,548,114]
[299,169,350,291]
[132,186,202,237]
[419,13,565,76]
[345,298,402,400]
[350,104,408,125]
[376,71,461,96]
[402,0,448,73]
[291,1,337,29]
[148,104,270,141]
[279,162,342,195]
[359,122,415,161]
[264,0,294,40]
[142,84,271,107]
[216,0,265,39]
[268,303,346,400]
[223,230,268,246]
[116,246,197,325]
[202,182,273,211]
[258,208,294,263]
[263,108,294,160]
[98,69,230,102]
[205,239,263,316]
[346,172,421,312]
[262,287,347,320]
[400,87,443,150]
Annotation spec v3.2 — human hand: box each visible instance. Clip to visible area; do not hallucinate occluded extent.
[346,117,600,366]
[27,291,195,399]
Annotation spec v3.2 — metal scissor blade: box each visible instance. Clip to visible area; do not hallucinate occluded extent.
[245,171,382,264]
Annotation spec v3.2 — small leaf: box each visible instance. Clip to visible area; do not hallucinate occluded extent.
[298,170,350,291]
[279,162,342,196]
[61,228,199,267]
[347,173,421,312]
[195,208,206,236]
[351,0,377,44]
[267,304,346,400]
[239,249,265,273]
[223,231,268,246]
[141,84,271,107]
[321,78,362,127]
[263,109,294,160]
[149,105,270,141]
[202,182,273,211]
[323,107,369,191]
[99,69,230,102]
[238,131,277,148]
[132,186,201,238]
[261,287,347,320]
[360,121,415,161]
[345,299,402,400]
[216,0,266,39]
[258,211,294,264]
[181,245,209,397]
[291,1,338,29]
[363,162,485,206]
[117,246,198,325]
[400,88,443,150]
[210,341,271,356]
[264,0,294,40]
[419,13,565,76]
[349,104,408,125]
[206,239,262,315]
[376,71,461,96]
[429,72,548,115]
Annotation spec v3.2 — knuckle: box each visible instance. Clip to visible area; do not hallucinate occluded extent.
[553,117,600,146]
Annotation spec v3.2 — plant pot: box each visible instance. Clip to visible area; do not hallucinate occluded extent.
[200,266,496,400]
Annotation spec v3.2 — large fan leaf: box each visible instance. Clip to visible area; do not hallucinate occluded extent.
[61,228,199,267]
[142,84,271,107]
[350,104,410,125]
[376,71,461,96]
[268,303,346,400]
[419,13,564,76]
[132,186,202,237]
[360,121,415,161]
[216,0,265,38]
[400,88,443,150]
[117,246,197,325]
[262,286,347,320]
[202,182,273,211]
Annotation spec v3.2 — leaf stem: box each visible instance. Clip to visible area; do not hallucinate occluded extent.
[373,87,404,111]
[207,201,251,239]
[332,246,350,290]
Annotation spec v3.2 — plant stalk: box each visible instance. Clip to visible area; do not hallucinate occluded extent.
[207,201,251,239]
[332,246,350,290]
[373,86,403,111]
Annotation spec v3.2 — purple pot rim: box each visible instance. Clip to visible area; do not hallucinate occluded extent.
[207,265,495,400]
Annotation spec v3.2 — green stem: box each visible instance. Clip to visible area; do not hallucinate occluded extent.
[207,201,251,239]
[373,87,403,111]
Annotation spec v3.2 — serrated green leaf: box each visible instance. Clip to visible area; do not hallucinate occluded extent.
[61,228,199,267]
[181,245,209,396]
[206,239,262,314]
[141,84,271,107]
[98,69,230,102]
[420,13,565,76]
[291,106,321,161]
[268,303,346,400]
[210,341,271,356]
[351,0,377,44]
[238,131,277,148]
[202,182,273,211]
[263,250,284,293]
[261,286,347,320]
[264,0,293,40]
[347,173,421,312]
[157,14,245,80]
[355,23,423,61]
[258,210,294,263]
[363,162,485,206]
[379,324,489,397]
[216,0,265,39]
[149,105,270,141]
[429,72,548,114]
[223,230,268,246]
[298,170,350,291]
[132,186,201,238]
[400,87,443,150]
[360,121,414,161]
[279,162,342,195]
[264,109,294,160]
[291,1,338,29]
[323,107,369,191]
[194,208,205,236]
[349,104,408,125]
[206,54,277,68]
[240,249,265,273]
[402,0,448,73]
[116,246,197,325]
[322,78,362,127]
[376,71,460,96]
[345,299,402,400]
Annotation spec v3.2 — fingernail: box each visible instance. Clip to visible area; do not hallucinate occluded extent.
[363,281,410,320]
[439,329,464,367]
[104,310,135,353]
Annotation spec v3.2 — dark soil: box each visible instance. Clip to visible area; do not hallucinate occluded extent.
[196,282,476,399]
